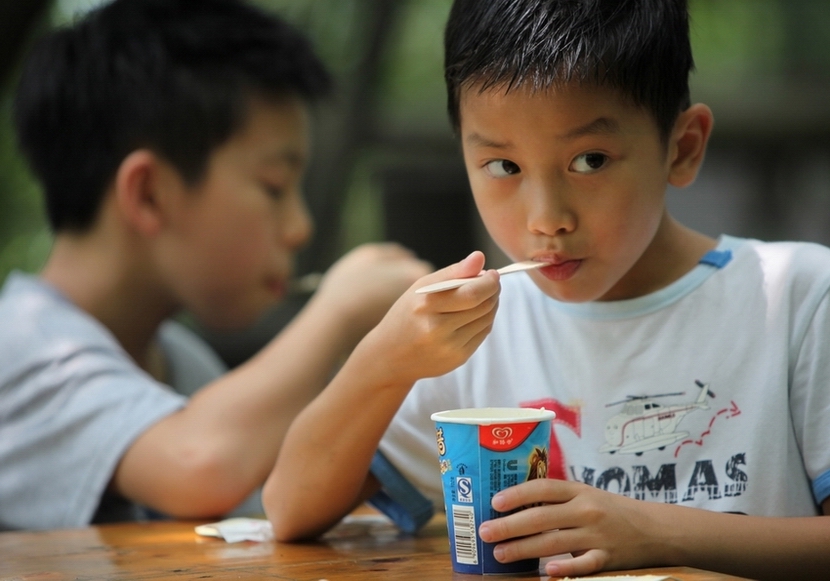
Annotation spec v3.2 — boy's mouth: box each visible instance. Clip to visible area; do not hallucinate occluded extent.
[266,276,288,298]
[538,259,582,281]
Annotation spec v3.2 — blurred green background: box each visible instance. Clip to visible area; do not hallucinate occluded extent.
[1,0,829,364]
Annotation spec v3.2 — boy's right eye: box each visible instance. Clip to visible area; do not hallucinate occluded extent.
[485,159,520,177]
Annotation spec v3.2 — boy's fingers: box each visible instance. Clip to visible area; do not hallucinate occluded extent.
[489,528,562,563]
[421,292,497,352]
[479,480,587,543]
[487,529,612,578]
[438,272,500,313]
[480,502,566,544]
[482,510,606,570]
[413,250,487,291]
[546,549,608,578]
[489,526,603,566]
[451,250,486,277]
[491,478,577,512]
[414,271,500,317]
[455,297,498,345]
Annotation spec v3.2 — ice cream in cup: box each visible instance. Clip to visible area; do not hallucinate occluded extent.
[431,407,555,575]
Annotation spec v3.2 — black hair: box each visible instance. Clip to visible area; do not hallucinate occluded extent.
[13,0,332,232]
[444,0,693,141]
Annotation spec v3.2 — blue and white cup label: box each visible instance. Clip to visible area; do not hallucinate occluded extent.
[432,408,555,575]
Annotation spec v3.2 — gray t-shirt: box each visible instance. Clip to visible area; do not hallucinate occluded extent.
[0,272,227,530]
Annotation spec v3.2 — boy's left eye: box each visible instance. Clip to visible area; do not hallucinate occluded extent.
[570,153,608,174]
[485,159,520,177]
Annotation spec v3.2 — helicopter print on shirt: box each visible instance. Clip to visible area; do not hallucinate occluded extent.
[599,380,713,456]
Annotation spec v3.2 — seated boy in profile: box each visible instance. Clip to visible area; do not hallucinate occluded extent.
[0,0,432,530]
[264,0,830,578]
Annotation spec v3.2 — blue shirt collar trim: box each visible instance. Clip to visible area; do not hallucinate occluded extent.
[545,235,744,321]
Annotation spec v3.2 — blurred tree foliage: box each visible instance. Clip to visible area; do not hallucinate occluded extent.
[0,98,49,279]
[0,0,828,283]
[0,0,51,282]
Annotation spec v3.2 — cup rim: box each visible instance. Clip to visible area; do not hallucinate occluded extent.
[430,407,555,425]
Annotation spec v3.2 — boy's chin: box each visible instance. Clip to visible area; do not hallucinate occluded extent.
[532,280,607,303]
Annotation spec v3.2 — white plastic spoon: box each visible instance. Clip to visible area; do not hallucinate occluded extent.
[415,260,549,294]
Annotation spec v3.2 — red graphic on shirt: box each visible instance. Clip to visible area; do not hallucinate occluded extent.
[521,399,581,480]
[674,400,742,457]
[479,422,538,451]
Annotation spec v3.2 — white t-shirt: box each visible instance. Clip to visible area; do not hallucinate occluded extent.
[374,236,830,526]
[0,273,226,530]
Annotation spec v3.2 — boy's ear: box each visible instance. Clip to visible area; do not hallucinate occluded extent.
[113,150,176,236]
[667,103,714,188]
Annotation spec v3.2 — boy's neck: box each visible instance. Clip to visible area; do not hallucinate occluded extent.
[602,212,717,301]
[41,230,176,379]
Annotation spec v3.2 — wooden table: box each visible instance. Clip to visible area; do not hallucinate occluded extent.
[0,509,751,580]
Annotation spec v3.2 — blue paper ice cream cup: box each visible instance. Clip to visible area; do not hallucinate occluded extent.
[431,407,555,575]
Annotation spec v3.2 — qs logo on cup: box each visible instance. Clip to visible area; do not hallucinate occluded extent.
[456,477,473,503]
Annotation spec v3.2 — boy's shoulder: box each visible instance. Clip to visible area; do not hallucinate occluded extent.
[0,272,222,394]
[0,272,104,349]
[1,271,56,325]
[730,236,830,284]
[717,236,830,318]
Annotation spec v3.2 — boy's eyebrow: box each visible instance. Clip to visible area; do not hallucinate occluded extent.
[464,132,510,149]
[464,117,621,149]
[264,150,306,168]
[560,117,620,139]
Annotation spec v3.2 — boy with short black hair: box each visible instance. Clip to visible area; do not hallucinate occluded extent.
[264,0,830,578]
[0,0,431,530]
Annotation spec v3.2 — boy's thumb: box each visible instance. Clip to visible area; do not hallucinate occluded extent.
[412,250,491,294]
[452,250,486,278]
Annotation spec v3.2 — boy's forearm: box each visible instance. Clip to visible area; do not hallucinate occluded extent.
[192,293,370,472]
[114,293,371,517]
[263,338,414,541]
[651,502,830,579]
[223,291,367,437]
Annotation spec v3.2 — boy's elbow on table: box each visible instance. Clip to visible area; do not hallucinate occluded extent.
[263,478,301,541]
[265,498,329,542]
[263,472,365,542]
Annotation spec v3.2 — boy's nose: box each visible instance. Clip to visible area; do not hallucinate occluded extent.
[525,182,576,236]
[282,190,313,249]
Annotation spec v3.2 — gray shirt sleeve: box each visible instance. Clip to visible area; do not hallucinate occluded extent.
[0,274,187,530]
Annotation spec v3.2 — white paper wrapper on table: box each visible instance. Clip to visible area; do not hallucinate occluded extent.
[195,517,274,543]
